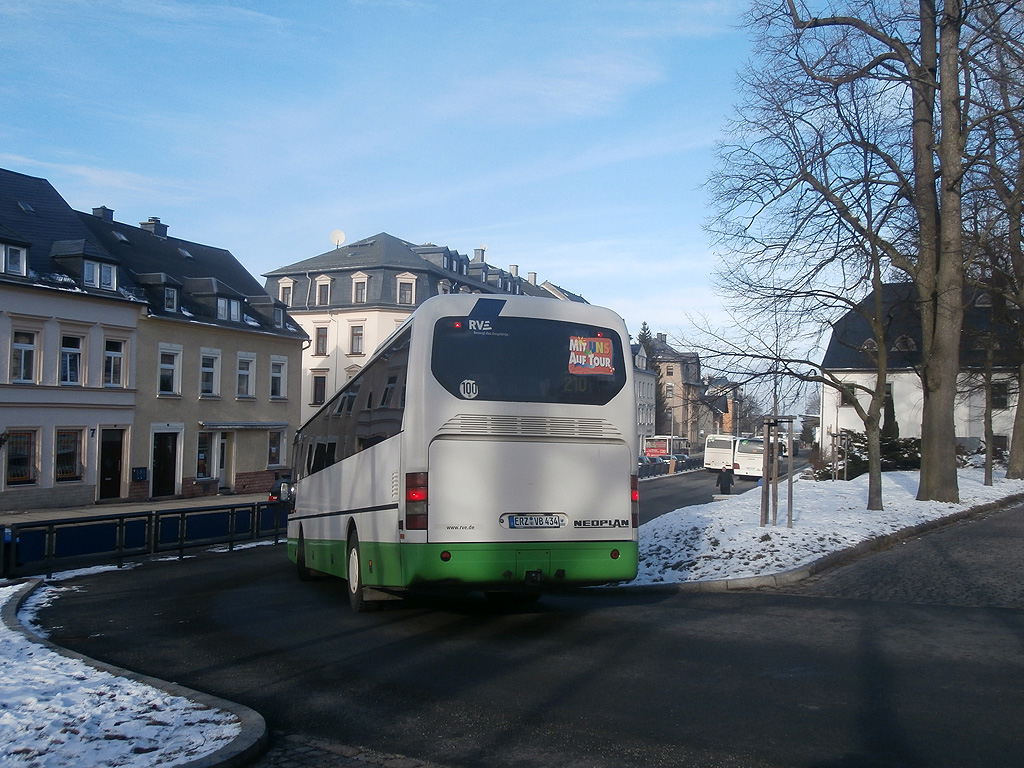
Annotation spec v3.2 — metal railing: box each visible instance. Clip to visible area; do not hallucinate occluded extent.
[1,500,288,579]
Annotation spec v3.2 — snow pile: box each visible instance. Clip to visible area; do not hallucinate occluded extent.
[1,572,241,767]
[635,467,1024,584]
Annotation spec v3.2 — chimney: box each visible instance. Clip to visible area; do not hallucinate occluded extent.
[93,206,114,222]
[528,272,537,285]
[657,333,667,343]
[509,264,519,277]
[473,247,486,262]
[140,216,168,238]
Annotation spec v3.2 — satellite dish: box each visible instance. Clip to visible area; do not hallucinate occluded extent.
[330,229,346,248]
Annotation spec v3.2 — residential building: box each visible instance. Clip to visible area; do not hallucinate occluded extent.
[1,170,140,510]
[264,232,585,421]
[1,167,306,510]
[647,332,704,448]
[820,283,1020,453]
[632,343,657,452]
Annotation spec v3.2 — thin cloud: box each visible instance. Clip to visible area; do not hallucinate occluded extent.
[430,53,663,124]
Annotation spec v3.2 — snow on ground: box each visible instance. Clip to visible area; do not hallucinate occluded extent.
[3,468,1024,767]
[636,467,1024,584]
[1,566,242,768]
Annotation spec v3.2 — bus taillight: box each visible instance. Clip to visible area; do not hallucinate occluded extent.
[406,472,428,530]
[631,475,639,528]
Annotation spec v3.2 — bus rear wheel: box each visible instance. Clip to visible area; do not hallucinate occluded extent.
[346,531,371,612]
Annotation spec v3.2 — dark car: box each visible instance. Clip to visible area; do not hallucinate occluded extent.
[268,477,293,508]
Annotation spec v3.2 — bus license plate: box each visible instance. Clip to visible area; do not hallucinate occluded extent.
[507,514,564,529]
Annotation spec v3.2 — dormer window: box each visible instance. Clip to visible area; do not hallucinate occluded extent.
[3,245,26,276]
[351,272,369,304]
[83,260,117,290]
[278,279,294,306]
[396,272,416,305]
[217,297,241,322]
[164,287,178,312]
[274,307,284,328]
[891,334,917,352]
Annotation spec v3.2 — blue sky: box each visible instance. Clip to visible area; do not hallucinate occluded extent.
[1,0,750,336]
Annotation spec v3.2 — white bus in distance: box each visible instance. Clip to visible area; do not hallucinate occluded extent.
[703,434,736,472]
[287,294,640,611]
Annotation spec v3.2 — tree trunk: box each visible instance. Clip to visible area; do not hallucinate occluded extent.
[866,414,884,510]
[1007,362,1024,479]
[916,0,965,503]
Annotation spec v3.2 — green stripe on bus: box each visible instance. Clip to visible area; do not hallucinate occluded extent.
[290,538,638,588]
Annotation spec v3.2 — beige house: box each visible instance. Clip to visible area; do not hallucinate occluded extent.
[1,167,305,509]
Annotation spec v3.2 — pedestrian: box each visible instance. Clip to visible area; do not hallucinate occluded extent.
[716,465,734,495]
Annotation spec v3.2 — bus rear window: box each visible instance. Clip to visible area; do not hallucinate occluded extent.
[431,315,627,405]
[737,439,764,454]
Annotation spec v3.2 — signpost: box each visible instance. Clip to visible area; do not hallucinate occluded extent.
[759,416,795,528]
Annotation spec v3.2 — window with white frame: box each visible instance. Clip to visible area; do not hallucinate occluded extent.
[237,353,256,398]
[104,339,125,387]
[11,330,37,383]
[350,325,364,355]
[158,344,182,395]
[314,327,328,356]
[316,276,332,306]
[3,244,27,275]
[60,335,83,385]
[396,272,416,305]
[352,272,369,304]
[83,260,117,290]
[199,350,221,397]
[270,356,287,399]
[55,429,83,482]
[278,280,293,306]
[6,430,37,485]
[217,297,241,322]
[164,287,178,312]
[268,430,285,467]
[311,372,327,405]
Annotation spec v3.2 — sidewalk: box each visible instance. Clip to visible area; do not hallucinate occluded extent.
[0,493,269,527]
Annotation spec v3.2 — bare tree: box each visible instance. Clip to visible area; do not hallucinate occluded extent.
[708,0,1024,502]
[963,3,1024,478]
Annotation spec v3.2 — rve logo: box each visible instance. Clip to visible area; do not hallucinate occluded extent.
[469,319,492,331]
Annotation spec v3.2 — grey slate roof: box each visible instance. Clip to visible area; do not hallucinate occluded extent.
[264,232,425,275]
[1,167,304,339]
[264,231,579,309]
[0,168,125,297]
[822,282,1021,371]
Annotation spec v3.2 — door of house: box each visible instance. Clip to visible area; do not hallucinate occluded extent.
[152,432,178,497]
[99,429,124,500]
[218,433,234,492]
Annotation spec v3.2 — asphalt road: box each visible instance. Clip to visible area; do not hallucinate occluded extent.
[35,494,1024,768]
[639,459,809,524]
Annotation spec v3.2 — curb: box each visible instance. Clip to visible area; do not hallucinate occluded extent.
[603,489,1024,595]
[2,578,269,768]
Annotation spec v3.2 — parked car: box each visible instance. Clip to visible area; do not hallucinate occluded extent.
[268,477,293,515]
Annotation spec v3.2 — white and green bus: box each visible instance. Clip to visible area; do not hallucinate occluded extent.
[287,294,639,611]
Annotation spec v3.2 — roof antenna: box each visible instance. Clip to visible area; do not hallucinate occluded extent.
[330,229,346,249]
